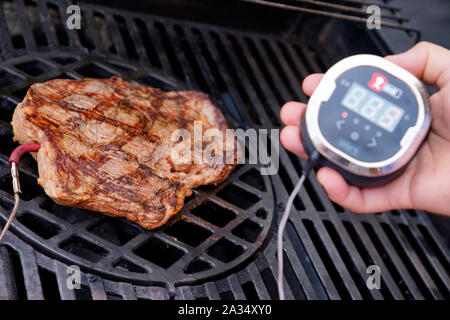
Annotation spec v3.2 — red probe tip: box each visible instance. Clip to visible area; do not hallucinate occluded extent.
[8,143,41,166]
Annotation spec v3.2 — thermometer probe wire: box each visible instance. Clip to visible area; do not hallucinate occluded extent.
[277,150,320,300]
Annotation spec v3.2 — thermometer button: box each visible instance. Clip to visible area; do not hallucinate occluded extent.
[350,131,360,141]
[367,138,377,148]
[336,120,345,130]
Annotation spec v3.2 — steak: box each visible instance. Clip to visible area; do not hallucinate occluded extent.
[12,76,239,229]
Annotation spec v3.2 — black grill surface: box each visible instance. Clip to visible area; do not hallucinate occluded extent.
[0,0,449,300]
[0,51,275,289]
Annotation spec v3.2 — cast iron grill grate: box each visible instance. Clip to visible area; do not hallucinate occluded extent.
[0,51,275,290]
[0,0,448,300]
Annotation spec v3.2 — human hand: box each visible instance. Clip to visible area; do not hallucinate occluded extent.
[280,42,450,216]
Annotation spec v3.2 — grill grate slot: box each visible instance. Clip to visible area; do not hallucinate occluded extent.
[208,32,261,125]
[239,168,266,192]
[277,163,305,211]
[112,257,147,274]
[50,55,78,65]
[60,236,109,263]
[88,218,142,246]
[0,245,27,300]
[342,221,393,299]
[14,59,53,76]
[191,201,237,227]
[323,220,373,299]
[245,37,285,107]
[417,225,450,275]
[134,237,185,269]
[106,291,123,300]
[192,29,228,94]
[219,290,235,300]
[40,197,92,224]
[172,26,210,93]
[75,10,95,51]
[24,0,48,47]
[154,22,185,81]
[281,251,307,299]
[2,0,25,49]
[261,39,303,101]
[17,212,61,240]
[216,184,260,210]
[12,87,29,100]
[164,220,212,248]
[0,95,17,120]
[398,224,449,299]
[285,221,328,299]
[362,222,415,299]
[133,18,161,69]
[74,284,93,300]
[303,178,326,212]
[303,219,351,299]
[259,267,278,300]
[0,131,18,157]
[232,219,263,244]
[184,257,213,274]
[93,11,116,54]
[46,2,69,46]
[37,266,60,300]
[207,238,245,263]
[228,35,280,125]
[75,62,116,78]
[241,281,260,300]
[380,223,434,299]
[256,208,268,220]
[0,68,22,87]
[114,15,138,60]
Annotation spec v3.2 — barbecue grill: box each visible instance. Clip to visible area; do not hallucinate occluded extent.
[0,0,448,300]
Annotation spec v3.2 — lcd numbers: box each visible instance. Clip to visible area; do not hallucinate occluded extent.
[342,82,404,132]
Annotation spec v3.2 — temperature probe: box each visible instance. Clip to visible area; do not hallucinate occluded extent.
[0,143,40,243]
[277,54,431,299]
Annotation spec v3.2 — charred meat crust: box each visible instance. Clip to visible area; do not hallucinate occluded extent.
[12,76,238,229]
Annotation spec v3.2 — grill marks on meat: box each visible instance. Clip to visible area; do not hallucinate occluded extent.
[12,77,238,229]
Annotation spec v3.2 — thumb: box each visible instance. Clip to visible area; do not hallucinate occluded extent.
[385,41,450,89]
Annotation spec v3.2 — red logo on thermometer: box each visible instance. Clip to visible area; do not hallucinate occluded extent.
[368,73,388,92]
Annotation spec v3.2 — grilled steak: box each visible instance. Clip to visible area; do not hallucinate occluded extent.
[12,76,238,229]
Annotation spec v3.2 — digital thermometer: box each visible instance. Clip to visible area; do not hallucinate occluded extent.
[301,54,431,187]
[278,54,431,300]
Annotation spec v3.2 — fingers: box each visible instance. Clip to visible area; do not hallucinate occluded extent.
[280,126,307,158]
[280,102,307,157]
[316,167,380,213]
[280,73,324,126]
[280,102,306,126]
[279,74,324,159]
[302,73,324,96]
[316,167,410,213]
[386,41,450,88]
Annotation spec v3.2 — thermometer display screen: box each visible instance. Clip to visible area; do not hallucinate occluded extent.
[341,82,404,132]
